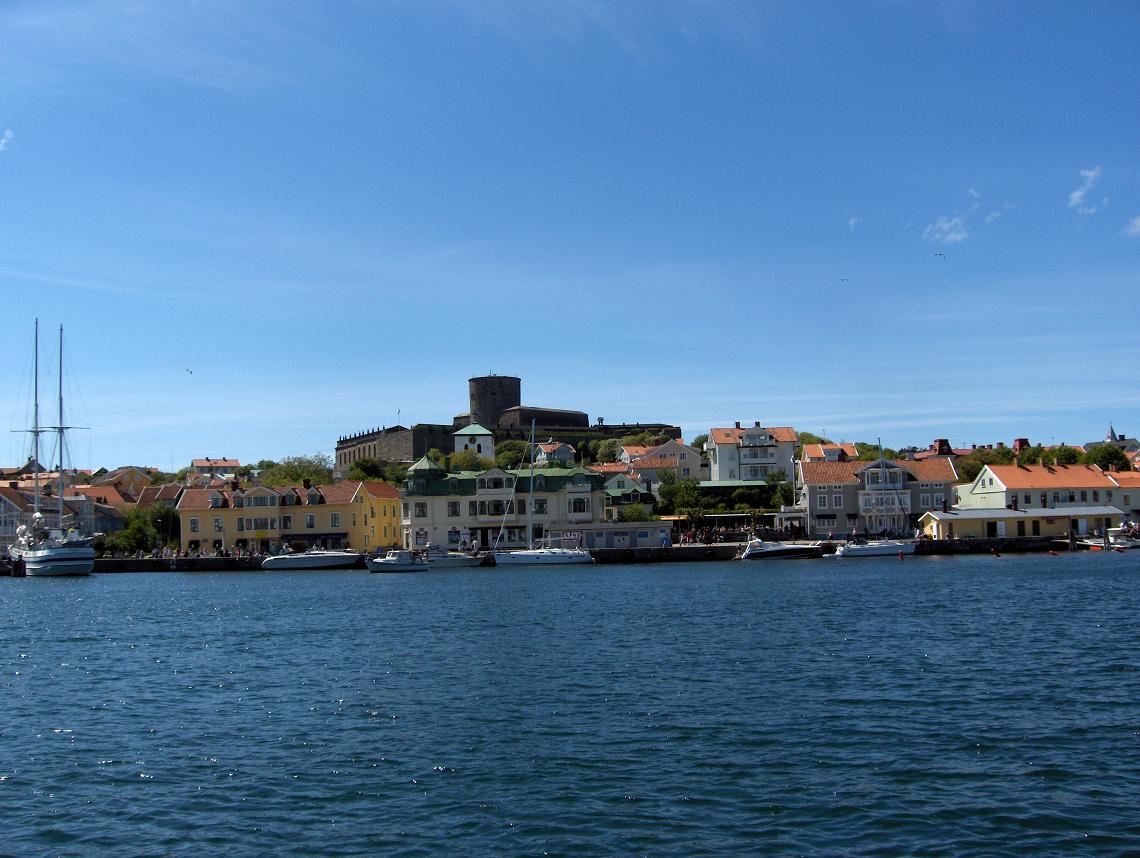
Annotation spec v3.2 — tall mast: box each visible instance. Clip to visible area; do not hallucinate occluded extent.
[32,319,40,518]
[57,324,66,529]
[527,419,536,550]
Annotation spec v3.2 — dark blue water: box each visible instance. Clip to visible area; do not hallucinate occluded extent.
[2,553,1139,855]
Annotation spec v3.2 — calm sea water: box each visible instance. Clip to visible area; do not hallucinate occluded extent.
[2,553,1139,856]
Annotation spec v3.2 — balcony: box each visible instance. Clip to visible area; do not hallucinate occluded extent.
[858,491,911,514]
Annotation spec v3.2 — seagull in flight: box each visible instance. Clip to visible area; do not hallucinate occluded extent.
[184,368,193,374]
[838,277,850,283]
[933,251,947,258]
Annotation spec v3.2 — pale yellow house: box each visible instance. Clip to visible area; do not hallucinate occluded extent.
[177,479,401,554]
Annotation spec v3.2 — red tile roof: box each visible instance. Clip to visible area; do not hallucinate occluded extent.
[587,463,633,474]
[987,463,1114,490]
[801,458,957,486]
[363,481,399,499]
[68,485,134,506]
[192,458,241,468]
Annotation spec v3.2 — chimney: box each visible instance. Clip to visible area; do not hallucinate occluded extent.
[734,421,741,429]
[303,478,312,490]
[754,420,761,427]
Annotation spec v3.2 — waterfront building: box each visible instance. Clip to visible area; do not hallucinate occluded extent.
[796,457,957,537]
[705,423,798,483]
[136,483,184,509]
[923,462,1131,539]
[398,456,670,550]
[602,472,656,521]
[0,485,116,555]
[176,479,399,554]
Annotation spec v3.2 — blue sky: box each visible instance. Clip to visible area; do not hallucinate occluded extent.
[2,1,1137,471]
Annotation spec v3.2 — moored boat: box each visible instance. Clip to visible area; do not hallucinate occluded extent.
[421,543,485,568]
[493,544,595,566]
[835,539,917,558]
[739,537,824,560]
[366,549,430,572]
[261,549,361,570]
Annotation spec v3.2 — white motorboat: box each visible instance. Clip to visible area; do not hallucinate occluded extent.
[366,549,430,573]
[739,537,823,560]
[261,549,360,570]
[10,321,94,577]
[834,539,917,558]
[421,543,485,568]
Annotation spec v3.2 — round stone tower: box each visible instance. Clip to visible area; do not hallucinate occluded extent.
[468,375,521,428]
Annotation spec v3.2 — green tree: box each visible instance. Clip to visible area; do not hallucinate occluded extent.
[451,450,494,472]
[495,440,529,470]
[1082,443,1131,472]
[1017,444,1048,466]
[259,453,334,487]
[346,457,388,480]
[617,503,651,522]
[146,470,178,485]
[1053,445,1081,465]
[596,439,621,463]
[100,505,181,554]
[690,433,708,450]
[798,431,832,445]
[955,446,1017,483]
[426,448,446,467]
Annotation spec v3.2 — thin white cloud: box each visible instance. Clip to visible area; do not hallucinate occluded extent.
[1068,166,1102,213]
[923,215,968,244]
[0,129,11,152]
[848,216,862,232]
[967,186,980,199]
[1126,216,1140,237]
[984,202,1015,224]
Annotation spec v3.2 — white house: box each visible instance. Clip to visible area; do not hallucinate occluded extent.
[705,422,798,483]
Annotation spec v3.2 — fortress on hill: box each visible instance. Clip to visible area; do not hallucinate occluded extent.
[335,375,680,471]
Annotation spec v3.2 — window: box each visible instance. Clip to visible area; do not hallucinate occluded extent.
[330,513,341,527]
[920,494,930,509]
[251,495,269,507]
[237,518,244,532]
[253,517,270,530]
[305,514,315,529]
[1093,490,1100,502]
[468,501,478,516]
[534,499,547,515]
[282,515,292,529]
[447,501,460,517]
[1024,493,1031,506]
[213,517,223,532]
[571,498,588,513]
[1080,491,1088,502]
[414,503,427,518]
[818,494,828,509]
[189,518,199,533]
[402,502,409,518]
[517,499,525,515]
[478,501,487,515]
[833,494,843,508]
[933,494,944,508]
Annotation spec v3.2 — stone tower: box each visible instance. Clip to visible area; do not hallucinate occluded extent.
[468,375,521,428]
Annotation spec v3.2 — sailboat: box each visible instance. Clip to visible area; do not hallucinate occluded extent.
[834,438,916,558]
[492,420,594,566]
[10,321,96,576]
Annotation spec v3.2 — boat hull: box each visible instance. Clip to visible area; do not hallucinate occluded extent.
[14,545,95,576]
[740,543,823,560]
[493,548,594,565]
[260,551,360,570]
[835,541,916,557]
[366,558,428,573]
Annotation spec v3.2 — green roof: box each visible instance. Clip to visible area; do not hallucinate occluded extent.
[453,423,493,436]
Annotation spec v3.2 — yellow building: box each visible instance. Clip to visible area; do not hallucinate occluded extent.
[919,506,1123,540]
[176,479,401,554]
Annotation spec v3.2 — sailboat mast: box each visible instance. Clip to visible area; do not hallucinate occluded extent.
[57,324,66,529]
[32,319,40,518]
[526,418,536,550]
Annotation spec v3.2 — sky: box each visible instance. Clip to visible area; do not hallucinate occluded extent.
[1,0,1138,471]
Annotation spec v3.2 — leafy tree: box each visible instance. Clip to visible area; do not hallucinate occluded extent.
[259,453,334,487]
[451,449,494,472]
[596,439,621,463]
[855,442,899,460]
[798,431,831,445]
[617,503,651,522]
[146,470,178,485]
[1053,445,1081,465]
[955,446,1017,483]
[657,476,704,516]
[690,433,709,451]
[620,432,654,446]
[1082,443,1131,472]
[346,457,388,480]
[426,448,446,467]
[649,433,672,447]
[495,440,529,470]
[99,505,180,554]
[1017,444,1048,466]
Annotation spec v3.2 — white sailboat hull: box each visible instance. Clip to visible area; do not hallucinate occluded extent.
[260,550,360,570]
[493,547,594,565]
[14,545,95,576]
[834,540,916,557]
